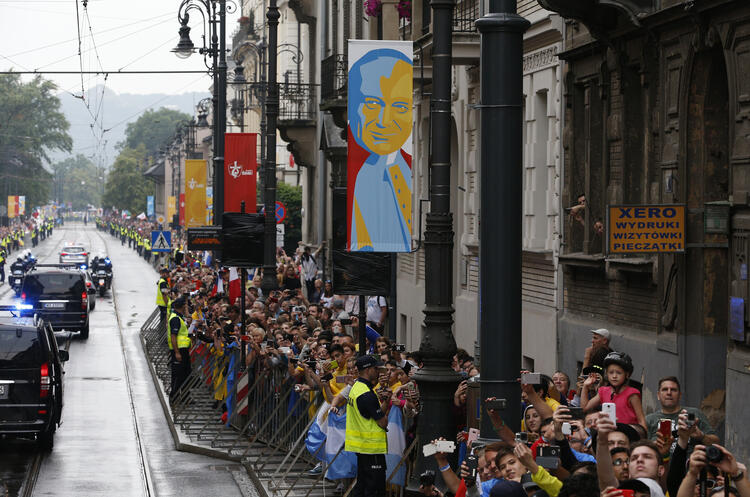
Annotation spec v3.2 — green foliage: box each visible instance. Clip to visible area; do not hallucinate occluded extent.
[102,146,153,214]
[276,181,302,253]
[51,155,102,210]
[0,74,72,207]
[120,107,191,155]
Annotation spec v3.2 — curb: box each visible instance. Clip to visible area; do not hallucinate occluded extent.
[138,333,241,462]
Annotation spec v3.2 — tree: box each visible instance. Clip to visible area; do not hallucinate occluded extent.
[0,74,72,207]
[102,145,152,214]
[120,108,190,155]
[277,181,302,253]
[51,155,102,210]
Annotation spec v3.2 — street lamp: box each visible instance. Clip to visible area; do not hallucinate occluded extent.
[173,0,235,226]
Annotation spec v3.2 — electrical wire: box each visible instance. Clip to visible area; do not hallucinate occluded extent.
[74,0,85,97]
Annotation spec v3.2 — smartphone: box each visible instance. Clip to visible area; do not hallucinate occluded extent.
[486,399,507,411]
[465,454,479,480]
[567,407,585,419]
[658,419,672,437]
[561,422,572,436]
[521,372,541,384]
[602,402,617,423]
[620,490,635,497]
[537,445,561,469]
[321,373,333,382]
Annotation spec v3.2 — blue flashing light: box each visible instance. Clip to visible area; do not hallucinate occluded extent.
[15,303,33,310]
[104,258,111,263]
[80,264,88,270]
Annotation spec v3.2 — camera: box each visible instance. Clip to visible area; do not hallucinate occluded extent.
[515,432,528,444]
[419,470,436,487]
[392,344,406,352]
[687,412,696,427]
[537,445,560,469]
[340,318,352,325]
[705,445,724,464]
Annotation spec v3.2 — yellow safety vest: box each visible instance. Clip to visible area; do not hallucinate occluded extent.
[344,380,387,454]
[167,312,191,350]
[156,277,167,306]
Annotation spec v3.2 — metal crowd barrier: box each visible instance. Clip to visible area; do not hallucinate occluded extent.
[140,307,419,497]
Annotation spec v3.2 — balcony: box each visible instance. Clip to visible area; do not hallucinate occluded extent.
[537,0,653,35]
[416,0,480,70]
[320,54,347,105]
[277,82,318,169]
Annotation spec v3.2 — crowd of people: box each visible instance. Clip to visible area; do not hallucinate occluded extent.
[98,214,745,497]
[0,217,54,284]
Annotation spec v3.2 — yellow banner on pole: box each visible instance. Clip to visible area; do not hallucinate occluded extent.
[185,159,207,228]
[167,195,176,223]
[7,196,17,218]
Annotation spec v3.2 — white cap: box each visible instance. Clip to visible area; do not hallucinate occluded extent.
[637,478,666,497]
[590,328,611,340]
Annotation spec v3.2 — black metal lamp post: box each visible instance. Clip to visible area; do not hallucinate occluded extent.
[475,1,529,437]
[173,0,234,226]
[412,0,462,486]
[260,0,280,295]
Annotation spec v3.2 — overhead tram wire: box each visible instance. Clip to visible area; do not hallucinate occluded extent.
[6,11,173,59]
[74,0,85,97]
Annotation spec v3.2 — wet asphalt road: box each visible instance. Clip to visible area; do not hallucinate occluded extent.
[0,223,251,497]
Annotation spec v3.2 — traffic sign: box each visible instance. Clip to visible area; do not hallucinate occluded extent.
[156,215,165,225]
[275,201,286,224]
[151,230,172,253]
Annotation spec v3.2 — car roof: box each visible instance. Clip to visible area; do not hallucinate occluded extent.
[28,268,86,277]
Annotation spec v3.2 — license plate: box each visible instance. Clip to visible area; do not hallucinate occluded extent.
[0,384,7,399]
[44,302,65,309]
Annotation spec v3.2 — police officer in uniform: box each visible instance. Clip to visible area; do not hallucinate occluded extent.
[156,267,170,322]
[168,296,191,402]
[0,248,6,284]
[344,355,390,497]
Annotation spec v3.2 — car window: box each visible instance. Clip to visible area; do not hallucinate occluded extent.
[0,329,44,367]
[64,247,85,253]
[23,273,85,298]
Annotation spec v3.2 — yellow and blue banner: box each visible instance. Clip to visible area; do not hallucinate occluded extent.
[347,40,413,252]
[185,159,207,228]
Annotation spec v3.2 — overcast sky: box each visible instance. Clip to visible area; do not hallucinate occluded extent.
[0,0,241,97]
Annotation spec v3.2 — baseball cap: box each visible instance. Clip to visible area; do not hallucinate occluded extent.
[355,355,384,370]
[591,328,611,340]
[489,480,527,497]
[582,364,604,376]
[636,478,664,497]
[619,480,651,495]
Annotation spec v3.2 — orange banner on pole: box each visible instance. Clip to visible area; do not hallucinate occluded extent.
[184,159,207,228]
[7,196,18,218]
[167,196,177,224]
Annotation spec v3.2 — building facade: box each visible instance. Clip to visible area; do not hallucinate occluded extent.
[541,0,750,460]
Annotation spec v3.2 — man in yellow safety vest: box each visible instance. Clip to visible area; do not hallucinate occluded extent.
[344,355,390,497]
[167,296,192,402]
[156,267,170,322]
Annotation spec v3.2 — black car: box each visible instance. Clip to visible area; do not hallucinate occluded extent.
[19,269,93,339]
[0,308,68,449]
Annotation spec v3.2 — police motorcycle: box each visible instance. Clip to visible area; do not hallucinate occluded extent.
[89,255,113,297]
[9,251,36,296]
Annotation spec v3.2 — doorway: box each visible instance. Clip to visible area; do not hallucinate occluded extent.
[681,45,730,411]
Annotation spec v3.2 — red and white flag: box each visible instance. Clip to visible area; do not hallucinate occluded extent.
[228,267,241,304]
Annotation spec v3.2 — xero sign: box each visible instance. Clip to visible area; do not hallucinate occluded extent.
[608,205,686,253]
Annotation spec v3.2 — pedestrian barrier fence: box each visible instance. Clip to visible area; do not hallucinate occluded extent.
[140,307,418,497]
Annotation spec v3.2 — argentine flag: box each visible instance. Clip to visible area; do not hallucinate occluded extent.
[305,401,330,461]
[324,409,357,479]
[385,407,407,486]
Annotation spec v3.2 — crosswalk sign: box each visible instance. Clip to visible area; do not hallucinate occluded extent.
[151,230,171,253]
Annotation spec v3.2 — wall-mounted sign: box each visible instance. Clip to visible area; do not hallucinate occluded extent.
[607,204,686,254]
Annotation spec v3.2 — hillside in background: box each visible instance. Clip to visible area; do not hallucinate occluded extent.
[52,84,210,169]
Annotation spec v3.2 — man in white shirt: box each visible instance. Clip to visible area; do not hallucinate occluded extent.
[366,296,387,334]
